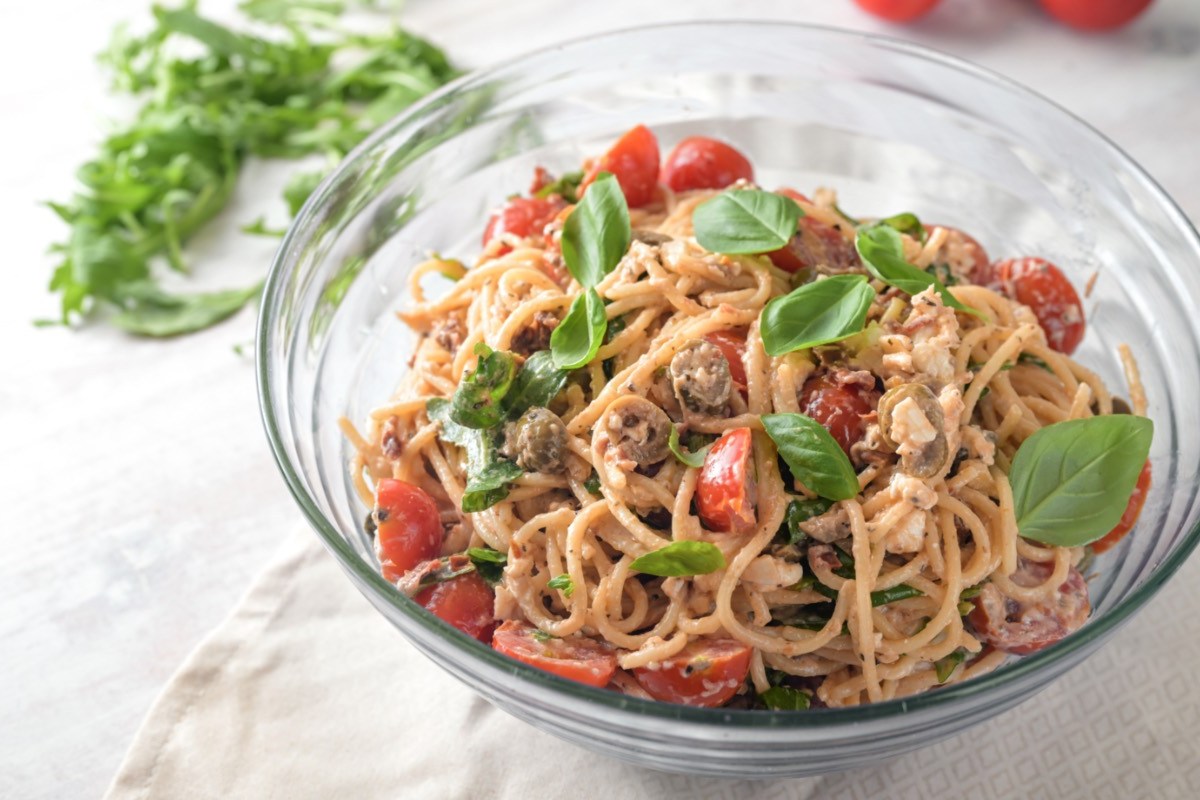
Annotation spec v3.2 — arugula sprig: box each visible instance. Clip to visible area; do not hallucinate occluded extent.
[47,1,457,335]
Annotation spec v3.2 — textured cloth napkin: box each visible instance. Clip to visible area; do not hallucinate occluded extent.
[105,530,1200,800]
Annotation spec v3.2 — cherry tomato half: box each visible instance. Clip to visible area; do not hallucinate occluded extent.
[414,570,496,643]
[579,124,661,208]
[1091,460,1152,554]
[492,620,618,687]
[662,136,754,193]
[703,329,748,390]
[482,196,565,247]
[1039,0,1152,31]
[375,479,442,582]
[930,224,990,278]
[799,372,879,457]
[968,562,1090,655]
[632,638,752,707]
[767,216,860,275]
[854,0,943,22]
[981,257,1085,355]
[697,427,757,534]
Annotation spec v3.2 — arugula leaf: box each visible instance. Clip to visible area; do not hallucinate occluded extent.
[1009,416,1153,547]
[450,343,517,429]
[550,288,607,369]
[466,547,507,585]
[667,424,711,468]
[935,650,967,684]
[630,541,726,577]
[760,274,875,356]
[854,224,983,319]
[547,574,576,598]
[760,686,811,711]
[782,497,834,545]
[109,281,262,337]
[692,189,802,254]
[535,170,584,203]
[502,350,568,419]
[561,172,631,289]
[762,413,860,501]
[427,398,523,512]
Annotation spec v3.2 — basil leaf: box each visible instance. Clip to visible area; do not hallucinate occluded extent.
[783,497,834,545]
[449,343,517,429]
[693,189,802,254]
[668,424,711,468]
[416,559,476,589]
[630,541,726,577]
[1009,416,1153,547]
[855,223,983,319]
[762,413,860,501]
[935,649,967,684]
[547,573,576,598]
[561,172,631,289]
[550,288,607,369]
[502,350,568,419]
[535,170,584,203]
[466,547,507,585]
[879,212,925,241]
[428,398,523,512]
[810,580,923,607]
[760,686,811,711]
[760,274,876,356]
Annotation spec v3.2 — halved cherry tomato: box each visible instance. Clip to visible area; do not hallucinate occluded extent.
[799,372,879,457]
[968,561,1091,655]
[492,620,618,687]
[579,124,661,208]
[414,570,496,643]
[662,136,754,193]
[703,329,748,390]
[482,196,564,247]
[1039,0,1151,31]
[930,224,989,278]
[632,638,752,707]
[528,166,552,195]
[854,0,943,22]
[767,216,860,275]
[775,187,811,205]
[375,479,442,582]
[1092,460,1152,554]
[980,257,1085,354]
[696,428,757,534]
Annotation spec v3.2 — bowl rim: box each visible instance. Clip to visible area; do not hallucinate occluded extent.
[257,19,1200,729]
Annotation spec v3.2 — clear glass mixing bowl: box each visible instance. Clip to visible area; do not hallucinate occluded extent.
[257,22,1200,777]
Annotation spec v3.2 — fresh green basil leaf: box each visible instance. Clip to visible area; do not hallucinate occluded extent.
[855,223,983,319]
[879,212,925,241]
[415,559,476,588]
[428,398,523,512]
[935,649,967,684]
[583,471,602,496]
[461,460,524,513]
[783,497,834,545]
[693,189,802,254]
[449,343,517,429]
[550,288,607,369]
[535,170,584,203]
[926,262,958,287]
[760,685,811,711]
[547,573,576,598]
[1009,416,1153,547]
[502,350,568,419]
[466,547,506,585]
[668,424,711,468]
[760,274,875,356]
[630,540,726,577]
[561,172,631,289]
[762,413,860,501]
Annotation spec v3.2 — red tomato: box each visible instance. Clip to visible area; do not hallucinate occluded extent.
[375,479,442,582]
[767,216,860,275]
[1091,460,1152,554]
[482,196,564,247]
[981,257,1085,354]
[662,136,754,192]
[969,561,1090,655]
[930,224,990,278]
[414,571,496,643]
[529,166,552,195]
[579,124,661,208]
[632,639,752,707]
[696,428,757,534]
[492,620,618,687]
[800,372,879,457]
[854,0,943,22]
[1039,0,1152,31]
[775,187,812,205]
[703,330,748,390]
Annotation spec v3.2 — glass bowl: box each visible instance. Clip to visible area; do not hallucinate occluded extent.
[257,22,1200,777]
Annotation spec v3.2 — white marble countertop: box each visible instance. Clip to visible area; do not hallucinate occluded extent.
[3,0,1199,796]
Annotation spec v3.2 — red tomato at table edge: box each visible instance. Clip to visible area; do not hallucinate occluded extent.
[1039,0,1152,31]
[632,638,752,707]
[374,479,442,582]
[662,136,754,193]
[579,124,661,208]
[696,427,757,534]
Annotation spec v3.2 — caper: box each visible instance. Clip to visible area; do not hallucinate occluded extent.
[877,383,948,479]
[669,339,733,416]
[502,407,568,473]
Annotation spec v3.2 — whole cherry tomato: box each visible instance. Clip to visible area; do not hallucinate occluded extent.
[854,0,943,22]
[633,638,752,707]
[414,570,496,643]
[662,136,754,193]
[696,427,757,534]
[1091,460,1152,554]
[1039,0,1152,31]
[482,196,564,247]
[374,479,442,582]
[492,620,618,687]
[980,257,1085,355]
[579,124,661,208]
[799,372,879,457]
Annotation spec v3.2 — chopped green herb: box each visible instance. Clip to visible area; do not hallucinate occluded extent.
[781,497,834,545]
[1018,353,1054,373]
[466,547,507,585]
[531,628,556,644]
[760,685,811,711]
[547,574,576,598]
[935,650,967,683]
[535,170,584,203]
[583,471,602,496]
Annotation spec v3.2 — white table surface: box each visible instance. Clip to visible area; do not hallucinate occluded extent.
[3,0,1199,797]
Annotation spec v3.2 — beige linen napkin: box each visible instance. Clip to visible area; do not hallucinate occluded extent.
[105,530,1200,800]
